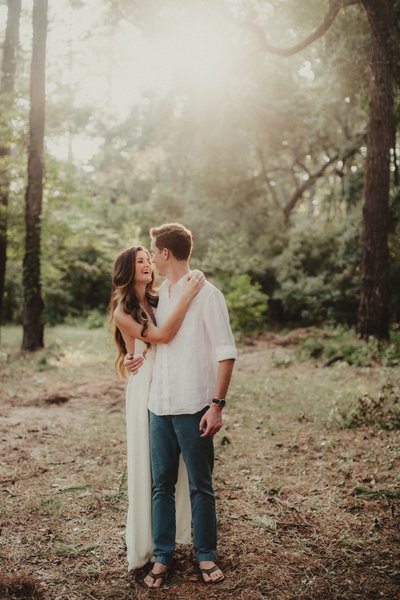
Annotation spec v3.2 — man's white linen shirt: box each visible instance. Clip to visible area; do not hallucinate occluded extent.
[148,274,237,416]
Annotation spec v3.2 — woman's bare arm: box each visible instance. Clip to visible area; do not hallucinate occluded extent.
[114,272,204,344]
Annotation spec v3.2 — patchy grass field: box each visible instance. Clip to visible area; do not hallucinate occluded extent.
[0,326,399,600]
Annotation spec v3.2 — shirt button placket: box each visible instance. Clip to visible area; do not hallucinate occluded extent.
[162,343,169,413]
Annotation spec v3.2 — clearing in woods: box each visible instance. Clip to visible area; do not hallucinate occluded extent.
[0,325,399,599]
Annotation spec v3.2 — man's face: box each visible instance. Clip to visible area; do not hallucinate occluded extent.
[150,237,166,275]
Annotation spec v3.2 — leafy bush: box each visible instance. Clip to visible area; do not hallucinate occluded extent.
[331,384,400,430]
[64,309,107,330]
[43,243,112,325]
[225,274,268,337]
[296,326,400,366]
[2,260,23,323]
[299,336,325,359]
[272,218,361,326]
[337,339,380,366]
[381,330,400,367]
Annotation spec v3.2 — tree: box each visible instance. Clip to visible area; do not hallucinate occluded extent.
[0,0,21,326]
[22,0,48,350]
[357,0,395,339]
[241,0,398,339]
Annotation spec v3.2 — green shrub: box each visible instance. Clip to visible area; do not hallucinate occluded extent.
[381,330,400,367]
[2,260,23,323]
[296,327,387,366]
[339,339,380,366]
[63,310,107,330]
[331,384,400,430]
[225,274,268,337]
[296,326,400,368]
[272,218,361,326]
[43,244,112,324]
[300,336,325,358]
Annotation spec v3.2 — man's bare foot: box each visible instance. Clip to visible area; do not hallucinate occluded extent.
[144,563,170,589]
[199,561,224,583]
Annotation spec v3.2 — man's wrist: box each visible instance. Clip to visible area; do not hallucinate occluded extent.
[212,398,226,409]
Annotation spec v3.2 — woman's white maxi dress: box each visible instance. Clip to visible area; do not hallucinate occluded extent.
[125,339,191,570]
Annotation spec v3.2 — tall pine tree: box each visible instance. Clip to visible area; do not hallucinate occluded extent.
[22,0,48,350]
[0,0,21,326]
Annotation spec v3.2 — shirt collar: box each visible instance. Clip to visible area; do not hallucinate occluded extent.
[168,271,192,288]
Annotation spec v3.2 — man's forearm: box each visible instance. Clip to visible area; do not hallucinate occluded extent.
[214,359,235,399]
[200,359,235,437]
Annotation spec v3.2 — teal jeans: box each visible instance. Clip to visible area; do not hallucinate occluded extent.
[149,407,217,565]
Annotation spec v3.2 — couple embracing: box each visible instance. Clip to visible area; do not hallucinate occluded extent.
[110,223,236,588]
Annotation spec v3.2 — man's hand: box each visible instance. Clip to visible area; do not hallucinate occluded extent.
[199,404,223,438]
[123,353,144,375]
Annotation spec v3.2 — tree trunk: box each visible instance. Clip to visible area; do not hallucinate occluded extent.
[0,0,21,326]
[22,0,48,351]
[357,0,393,340]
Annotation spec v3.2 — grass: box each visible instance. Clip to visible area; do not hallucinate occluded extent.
[295,325,400,367]
[353,486,400,500]
[0,324,400,599]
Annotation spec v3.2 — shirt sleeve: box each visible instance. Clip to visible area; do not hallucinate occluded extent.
[203,288,237,362]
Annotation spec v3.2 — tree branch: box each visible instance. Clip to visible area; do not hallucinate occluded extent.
[295,160,312,178]
[284,155,338,221]
[248,0,360,57]
[283,143,362,222]
[255,145,282,210]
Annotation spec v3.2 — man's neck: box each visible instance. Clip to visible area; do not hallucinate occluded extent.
[165,261,190,285]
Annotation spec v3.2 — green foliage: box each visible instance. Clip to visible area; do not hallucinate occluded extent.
[201,233,266,281]
[42,240,113,325]
[338,340,380,366]
[64,309,107,330]
[331,384,400,430]
[297,327,400,367]
[352,486,400,500]
[3,260,23,322]
[272,218,361,325]
[225,274,268,337]
[298,336,325,359]
[382,330,400,367]
[3,0,400,339]
[82,309,108,330]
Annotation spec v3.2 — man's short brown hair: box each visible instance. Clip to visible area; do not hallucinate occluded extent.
[150,223,193,261]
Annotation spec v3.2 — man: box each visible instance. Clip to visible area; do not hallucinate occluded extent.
[125,223,236,588]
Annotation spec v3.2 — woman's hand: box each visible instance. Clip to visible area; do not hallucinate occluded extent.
[123,353,145,374]
[182,270,205,299]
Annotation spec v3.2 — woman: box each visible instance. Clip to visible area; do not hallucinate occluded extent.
[109,245,205,571]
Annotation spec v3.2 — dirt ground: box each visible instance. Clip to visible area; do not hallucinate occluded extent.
[0,330,399,600]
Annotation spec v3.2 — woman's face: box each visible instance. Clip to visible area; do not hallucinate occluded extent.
[134,249,153,285]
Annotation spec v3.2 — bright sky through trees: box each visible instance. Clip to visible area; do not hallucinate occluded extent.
[47,1,241,112]
[2,0,316,163]
[7,0,246,160]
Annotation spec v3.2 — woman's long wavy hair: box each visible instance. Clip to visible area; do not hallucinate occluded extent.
[109,246,158,377]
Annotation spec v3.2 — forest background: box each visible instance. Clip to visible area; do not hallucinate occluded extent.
[1,0,400,352]
[1,3,400,599]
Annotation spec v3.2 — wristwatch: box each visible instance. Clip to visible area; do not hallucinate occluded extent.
[212,398,226,409]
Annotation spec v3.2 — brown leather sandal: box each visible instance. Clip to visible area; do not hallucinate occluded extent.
[144,567,171,589]
[199,565,225,584]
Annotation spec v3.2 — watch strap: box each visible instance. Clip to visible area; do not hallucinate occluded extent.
[212,398,226,408]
